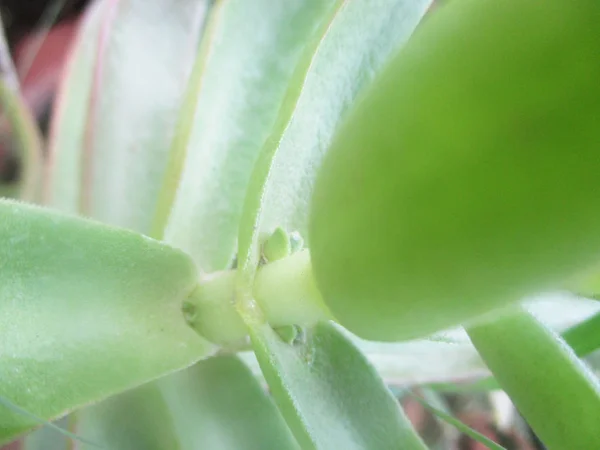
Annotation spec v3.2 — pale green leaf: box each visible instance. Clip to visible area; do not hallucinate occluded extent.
[158,356,299,450]
[45,0,102,213]
[240,292,600,386]
[23,417,71,450]
[163,0,338,271]
[77,384,180,450]
[467,308,600,449]
[46,0,209,234]
[0,200,212,442]
[247,320,428,450]
[235,0,431,287]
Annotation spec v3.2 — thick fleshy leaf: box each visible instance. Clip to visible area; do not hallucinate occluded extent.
[562,310,600,356]
[46,0,208,233]
[467,308,600,449]
[77,384,180,450]
[236,0,431,286]
[0,200,212,442]
[246,320,427,450]
[158,356,299,450]
[162,0,338,271]
[309,0,600,342]
[239,293,600,386]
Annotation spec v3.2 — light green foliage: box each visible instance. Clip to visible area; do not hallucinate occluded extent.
[163,0,338,272]
[0,200,212,442]
[309,0,600,341]
[45,0,102,212]
[158,356,299,450]
[23,417,70,450]
[468,309,600,449]
[46,0,209,231]
[3,0,600,448]
[77,384,180,450]
[247,321,428,450]
[236,0,432,287]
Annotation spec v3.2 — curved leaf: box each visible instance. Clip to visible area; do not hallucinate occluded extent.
[308,0,600,342]
[23,417,73,450]
[77,384,180,450]
[236,0,431,287]
[158,356,299,450]
[562,310,600,356]
[240,293,600,386]
[246,320,427,450]
[467,308,600,449]
[46,0,209,234]
[0,200,212,442]
[162,0,338,271]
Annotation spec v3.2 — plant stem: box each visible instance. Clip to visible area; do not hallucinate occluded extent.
[184,249,332,345]
[0,13,43,202]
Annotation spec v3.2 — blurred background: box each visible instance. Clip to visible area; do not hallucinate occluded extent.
[0,1,547,449]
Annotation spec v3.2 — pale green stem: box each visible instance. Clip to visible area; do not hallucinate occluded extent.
[184,249,333,345]
[0,14,43,202]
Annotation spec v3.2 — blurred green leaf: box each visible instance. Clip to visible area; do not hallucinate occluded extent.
[0,199,212,442]
[158,356,299,450]
[238,293,600,387]
[77,384,180,450]
[45,0,102,212]
[467,308,600,449]
[236,0,431,285]
[309,0,600,342]
[23,417,73,450]
[161,0,338,271]
[46,0,209,233]
[428,302,600,393]
[247,320,427,450]
[563,310,600,356]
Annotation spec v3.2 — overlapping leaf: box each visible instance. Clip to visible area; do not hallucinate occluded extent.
[162,0,339,271]
[467,308,600,449]
[248,321,427,450]
[158,356,299,450]
[0,200,212,442]
[46,0,209,233]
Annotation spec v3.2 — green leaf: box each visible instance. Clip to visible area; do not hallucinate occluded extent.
[0,199,212,442]
[563,310,600,357]
[46,0,209,233]
[45,0,102,213]
[467,308,600,449]
[428,299,600,393]
[239,294,600,386]
[158,356,299,450]
[24,417,72,450]
[309,0,600,341]
[161,0,339,271]
[246,320,428,450]
[236,0,431,287]
[77,384,180,450]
